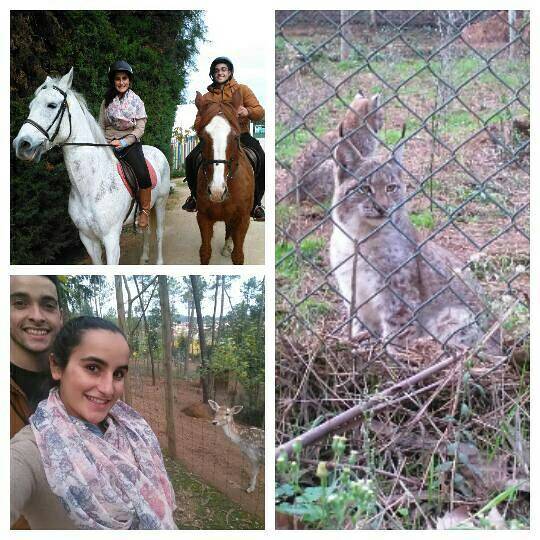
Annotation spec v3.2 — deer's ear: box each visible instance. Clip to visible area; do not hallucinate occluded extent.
[231,405,243,415]
[208,400,218,411]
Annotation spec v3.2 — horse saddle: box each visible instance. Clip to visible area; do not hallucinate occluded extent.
[116,158,158,198]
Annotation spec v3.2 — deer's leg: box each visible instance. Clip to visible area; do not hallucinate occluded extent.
[79,231,103,265]
[197,214,214,265]
[246,461,260,493]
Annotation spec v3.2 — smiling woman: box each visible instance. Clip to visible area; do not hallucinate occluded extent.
[10,316,177,530]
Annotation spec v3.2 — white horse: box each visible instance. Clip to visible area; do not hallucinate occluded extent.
[13,67,170,265]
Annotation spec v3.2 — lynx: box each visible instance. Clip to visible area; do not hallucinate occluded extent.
[290,93,383,204]
[329,137,500,354]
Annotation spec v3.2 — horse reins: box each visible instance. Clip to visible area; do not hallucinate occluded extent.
[22,85,114,148]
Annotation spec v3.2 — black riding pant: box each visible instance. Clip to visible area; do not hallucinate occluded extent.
[185,133,265,207]
[114,140,152,189]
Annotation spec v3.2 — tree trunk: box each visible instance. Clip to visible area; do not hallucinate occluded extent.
[185,300,194,376]
[158,275,177,459]
[508,10,517,59]
[216,275,225,343]
[133,277,156,386]
[340,10,351,61]
[114,276,131,406]
[211,275,219,348]
[190,275,209,402]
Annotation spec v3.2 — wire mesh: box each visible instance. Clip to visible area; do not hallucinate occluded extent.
[129,353,265,521]
[275,9,530,505]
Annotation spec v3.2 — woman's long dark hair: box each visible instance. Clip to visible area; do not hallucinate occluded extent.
[104,74,132,108]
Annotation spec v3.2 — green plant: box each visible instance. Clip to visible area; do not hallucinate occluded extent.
[276,242,300,280]
[410,209,436,230]
[276,438,376,529]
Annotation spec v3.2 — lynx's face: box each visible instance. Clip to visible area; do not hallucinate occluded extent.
[334,158,406,223]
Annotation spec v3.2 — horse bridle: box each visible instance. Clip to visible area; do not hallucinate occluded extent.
[201,134,240,182]
[22,85,72,144]
[22,85,113,148]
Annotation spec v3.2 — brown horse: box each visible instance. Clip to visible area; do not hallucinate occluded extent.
[194,90,255,265]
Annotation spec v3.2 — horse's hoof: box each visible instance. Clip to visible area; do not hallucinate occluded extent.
[221,238,233,257]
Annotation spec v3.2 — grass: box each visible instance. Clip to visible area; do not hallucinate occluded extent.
[276,237,327,281]
[410,209,436,230]
[163,454,263,530]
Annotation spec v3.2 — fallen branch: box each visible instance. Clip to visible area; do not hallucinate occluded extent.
[275,352,461,458]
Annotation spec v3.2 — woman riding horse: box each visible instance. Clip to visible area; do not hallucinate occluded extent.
[98,60,152,229]
[182,56,266,221]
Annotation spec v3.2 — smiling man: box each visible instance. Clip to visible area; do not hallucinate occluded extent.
[10,276,63,437]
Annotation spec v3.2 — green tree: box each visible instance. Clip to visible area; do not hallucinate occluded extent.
[10,11,205,263]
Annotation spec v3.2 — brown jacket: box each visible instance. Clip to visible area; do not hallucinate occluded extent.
[194,78,264,134]
[11,378,32,529]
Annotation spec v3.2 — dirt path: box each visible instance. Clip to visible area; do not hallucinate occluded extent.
[76,177,265,265]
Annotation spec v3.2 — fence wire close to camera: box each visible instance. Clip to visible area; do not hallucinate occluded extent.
[275,10,529,446]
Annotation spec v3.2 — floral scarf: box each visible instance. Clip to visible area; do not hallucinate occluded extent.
[30,387,176,530]
[105,89,146,131]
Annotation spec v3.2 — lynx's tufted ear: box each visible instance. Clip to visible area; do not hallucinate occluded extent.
[392,124,407,169]
[367,94,383,132]
[334,128,362,184]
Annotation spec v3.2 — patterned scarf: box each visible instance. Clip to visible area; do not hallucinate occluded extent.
[105,89,146,131]
[30,387,176,530]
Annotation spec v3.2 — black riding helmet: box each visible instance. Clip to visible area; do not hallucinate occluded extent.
[108,60,134,83]
[209,56,234,82]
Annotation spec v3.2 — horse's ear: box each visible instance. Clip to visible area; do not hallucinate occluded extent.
[195,91,204,111]
[232,90,242,110]
[59,67,74,90]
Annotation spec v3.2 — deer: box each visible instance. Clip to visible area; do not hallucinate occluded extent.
[208,400,264,493]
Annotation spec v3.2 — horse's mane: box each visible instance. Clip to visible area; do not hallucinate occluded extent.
[48,77,108,144]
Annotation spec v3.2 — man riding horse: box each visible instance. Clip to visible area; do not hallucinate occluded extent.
[182,56,266,221]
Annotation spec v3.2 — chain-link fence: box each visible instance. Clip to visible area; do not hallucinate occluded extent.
[275,10,529,529]
[128,357,265,523]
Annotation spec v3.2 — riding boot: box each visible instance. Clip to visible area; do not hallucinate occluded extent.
[138,188,152,229]
[251,204,265,221]
[182,195,197,212]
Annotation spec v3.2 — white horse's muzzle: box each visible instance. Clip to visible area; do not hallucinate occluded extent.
[13,134,46,162]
